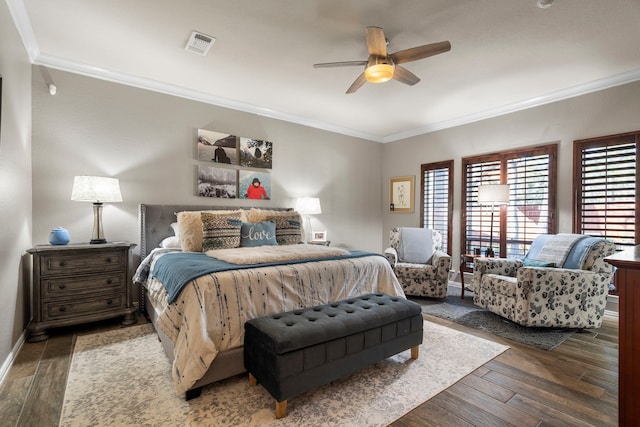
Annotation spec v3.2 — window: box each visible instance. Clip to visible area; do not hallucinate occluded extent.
[420,161,453,254]
[462,145,557,258]
[574,131,638,250]
[506,152,555,258]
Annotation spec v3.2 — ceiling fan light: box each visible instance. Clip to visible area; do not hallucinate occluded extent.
[364,58,394,83]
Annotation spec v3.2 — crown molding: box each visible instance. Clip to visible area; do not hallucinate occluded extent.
[33,52,383,143]
[34,52,640,145]
[5,0,39,60]
[383,68,640,143]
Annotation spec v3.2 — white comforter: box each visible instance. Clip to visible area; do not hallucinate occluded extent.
[140,247,405,395]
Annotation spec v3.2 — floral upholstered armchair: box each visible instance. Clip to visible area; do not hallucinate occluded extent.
[384,227,451,298]
[473,234,616,328]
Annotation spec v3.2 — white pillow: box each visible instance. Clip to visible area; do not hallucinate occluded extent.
[160,236,181,249]
[170,222,180,237]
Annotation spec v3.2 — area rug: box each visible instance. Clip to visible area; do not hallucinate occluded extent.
[416,285,578,351]
[59,321,508,427]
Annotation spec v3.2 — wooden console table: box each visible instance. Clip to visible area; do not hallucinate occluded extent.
[605,246,640,426]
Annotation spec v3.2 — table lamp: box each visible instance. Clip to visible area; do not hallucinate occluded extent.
[295,197,321,243]
[71,176,122,244]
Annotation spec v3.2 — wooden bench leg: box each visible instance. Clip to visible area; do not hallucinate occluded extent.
[248,372,257,386]
[275,400,287,419]
[411,345,419,360]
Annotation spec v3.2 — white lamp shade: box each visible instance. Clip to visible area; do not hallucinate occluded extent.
[295,197,321,215]
[71,176,123,203]
[478,184,510,206]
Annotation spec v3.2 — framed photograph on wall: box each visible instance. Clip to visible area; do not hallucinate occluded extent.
[389,175,415,213]
[239,137,273,169]
[197,129,238,165]
[197,166,237,198]
[239,170,271,200]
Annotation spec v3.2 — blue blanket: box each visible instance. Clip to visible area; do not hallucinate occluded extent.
[151,250,381,304]
[526,234,601,269]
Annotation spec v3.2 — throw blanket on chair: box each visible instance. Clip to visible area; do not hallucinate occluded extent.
[529,233,589,268]
[398,227,433,263]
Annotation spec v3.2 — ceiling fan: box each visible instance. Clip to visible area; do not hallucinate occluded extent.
[313,26,451,94]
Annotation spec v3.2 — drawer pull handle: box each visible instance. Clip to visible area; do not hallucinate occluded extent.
[106,257,112,263]
[106,279,113,284]
[59,261,66,267]
[58,284,66,290]
[106,299,113,305]
[59,306,66,312]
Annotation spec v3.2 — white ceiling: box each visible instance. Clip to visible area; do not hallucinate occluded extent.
[9,0,640,142]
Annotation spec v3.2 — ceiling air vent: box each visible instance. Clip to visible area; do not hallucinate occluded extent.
[185,31,215,56]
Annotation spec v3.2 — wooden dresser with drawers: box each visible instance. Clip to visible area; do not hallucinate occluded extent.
[27,242,136,342]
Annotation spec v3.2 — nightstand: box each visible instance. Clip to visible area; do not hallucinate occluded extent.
[27,242,137,342]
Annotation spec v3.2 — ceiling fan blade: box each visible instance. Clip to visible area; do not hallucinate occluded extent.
[390,41,451,64]
[366,26,387,56]
[346,72,367,94]
[392,65,420,86]
[313,60,368,68]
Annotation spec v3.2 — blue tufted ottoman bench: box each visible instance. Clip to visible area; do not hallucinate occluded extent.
[244,293,423,418]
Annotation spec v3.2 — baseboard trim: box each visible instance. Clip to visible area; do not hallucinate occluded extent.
[0,329,28,385]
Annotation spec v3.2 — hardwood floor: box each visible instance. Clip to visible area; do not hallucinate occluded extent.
[392,314,618,427]
[1,312,617,427]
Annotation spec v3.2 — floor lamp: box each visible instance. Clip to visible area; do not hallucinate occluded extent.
[477,184,510,257]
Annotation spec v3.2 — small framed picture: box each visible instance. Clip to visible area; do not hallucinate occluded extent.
[312,230,327,242]
[389,176,415,213]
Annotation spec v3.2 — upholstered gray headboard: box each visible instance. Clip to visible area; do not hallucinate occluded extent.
[138,204,292,258]
[140,204,210,258]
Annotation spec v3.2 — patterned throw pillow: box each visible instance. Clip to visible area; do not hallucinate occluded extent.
[265,213,303,245]
[177,210,246,252]
[201,212,242,251]
[240,221,278,247]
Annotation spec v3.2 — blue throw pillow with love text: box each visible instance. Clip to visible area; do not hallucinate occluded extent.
[240,221,278,247]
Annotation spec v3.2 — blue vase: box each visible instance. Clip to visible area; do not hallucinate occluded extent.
[49,227,70,245]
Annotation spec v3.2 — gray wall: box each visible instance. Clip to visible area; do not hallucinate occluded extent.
[382,81,640,267]
[31,68,384,255]
[0,1,33,376]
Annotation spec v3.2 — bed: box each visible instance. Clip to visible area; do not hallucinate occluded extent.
[135,204,405,399]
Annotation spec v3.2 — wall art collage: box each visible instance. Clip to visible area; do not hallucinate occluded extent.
[196,129,273,200]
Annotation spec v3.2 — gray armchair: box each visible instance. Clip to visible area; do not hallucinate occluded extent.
[384,227,451,298]
[473,234,616,328]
